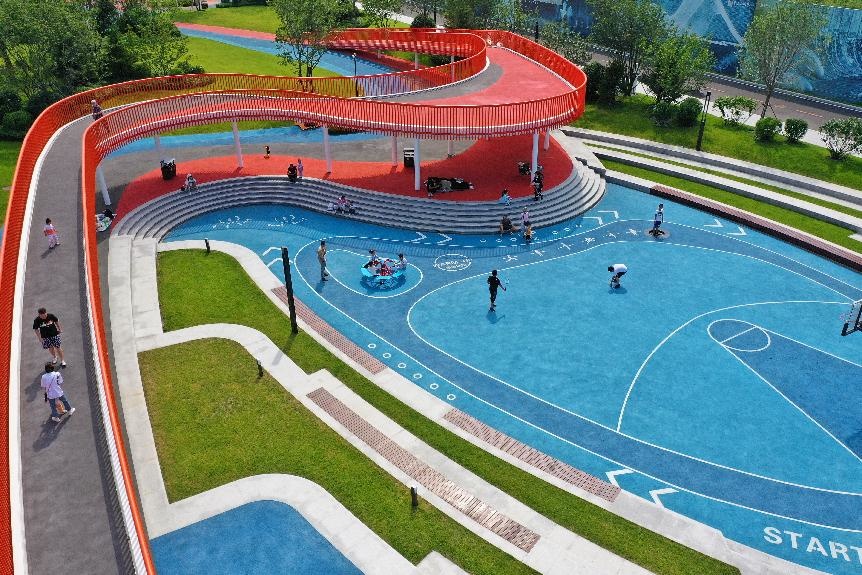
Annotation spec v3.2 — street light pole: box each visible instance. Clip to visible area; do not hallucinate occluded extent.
[351,52,358,97]
[696,90,712,152]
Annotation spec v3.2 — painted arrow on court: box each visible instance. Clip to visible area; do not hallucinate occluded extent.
[266,258,283,268]
[649,487,678,507]
[598,210,619,219]
[727,226,747,236]
[583,216,604,226]
[262,247,280,257]
[408,231,427,243]
[704,218,724,228]
[437,233,452,245]
[605,468,634,487]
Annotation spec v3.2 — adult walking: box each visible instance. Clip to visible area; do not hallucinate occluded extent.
[487,269,506,311]
[317,240,329,281]
[608,263,628,289]
[41,363,75,423]
[33,308,66,367]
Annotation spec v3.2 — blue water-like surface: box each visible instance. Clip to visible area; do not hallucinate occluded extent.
[163,183,862,574]
[151,500,362,575]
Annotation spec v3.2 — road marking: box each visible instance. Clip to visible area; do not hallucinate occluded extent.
[727,226,747,236]
[597,210,619,219]
[583,216,604,226]
[650,487,678,507]
[605,468,634,487]
[408,231,427,243]
[266,257,282,268]
[262,247,280,256]
[704,218,723,228]
[437,233,452,245]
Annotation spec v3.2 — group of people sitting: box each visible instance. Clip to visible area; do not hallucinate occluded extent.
[327,195,357,215]
[363,249,407,277]
[499,209,533,241]
[180,173,197,193]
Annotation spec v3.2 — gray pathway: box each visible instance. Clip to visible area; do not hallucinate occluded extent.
[20,117,131,574]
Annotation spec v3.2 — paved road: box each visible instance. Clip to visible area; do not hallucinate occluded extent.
[19,117,132,574]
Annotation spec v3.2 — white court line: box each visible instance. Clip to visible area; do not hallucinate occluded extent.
[286,238,862,531]
[719,326,757,345]
[710,320,862,465]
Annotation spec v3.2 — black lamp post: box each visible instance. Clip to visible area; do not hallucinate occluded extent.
[351,52,358,97]
[696,90,712,152]
[534,21,539,42]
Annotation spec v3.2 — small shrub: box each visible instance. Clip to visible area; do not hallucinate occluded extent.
[1,110,33,140]
[651,101,677,127]
[676,97,702,127]
[598,60,624,105]
[583,62,604,104]
[411,13,435,28]
[714,95,756,126]
[754,117,782,141]
[819,118,862,160]
[783,118,808,143]
[0,89,22,119]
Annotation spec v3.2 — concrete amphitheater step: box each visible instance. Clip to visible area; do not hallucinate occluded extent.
[115,169,605,239]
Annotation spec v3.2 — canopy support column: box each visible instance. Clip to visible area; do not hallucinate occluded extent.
[414,136,421,191]
[231,120,244,168]
[97,165,111,206]
[391,135,398,166]
[154,134,164,161]
[544,130,551,151]
[530,131,540,181]
[323,125,332,173]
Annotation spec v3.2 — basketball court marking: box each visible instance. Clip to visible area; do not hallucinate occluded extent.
[324,248,423,299]
[292,235,862,498]
[709,319,862,465]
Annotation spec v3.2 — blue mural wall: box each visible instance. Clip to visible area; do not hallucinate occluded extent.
[549,0,862,104]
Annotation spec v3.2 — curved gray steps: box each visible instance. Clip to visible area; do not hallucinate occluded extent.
[114,169,605,239]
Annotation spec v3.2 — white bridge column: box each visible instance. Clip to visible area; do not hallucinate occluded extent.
[154,133,164,161]
[414,52,419,69]
[391,135,398,166]
[323,125,333,173]
[447,140,453,157]
[530,130,540,181]
[96,165,111,206]
[231,120,244,168]
[414,136,421,191]
[450,54,455,82]
[544,130,551,151]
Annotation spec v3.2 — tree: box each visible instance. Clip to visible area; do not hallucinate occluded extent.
[587,0,670,96]
[640,30,714,104]
[272,0,340,77]
[819,118,862,160]
[362,0,403,28]
[0,0,107,99]
[109,0,194,80]
[443,0,496,29]
[739,0,826,117]
[404,0,443,24]
[540,20,591,67]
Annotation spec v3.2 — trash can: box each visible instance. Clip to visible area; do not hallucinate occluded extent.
[160,159,176,181]
[403,147,415,168]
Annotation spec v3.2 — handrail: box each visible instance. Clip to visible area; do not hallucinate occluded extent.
[0,27,586,573]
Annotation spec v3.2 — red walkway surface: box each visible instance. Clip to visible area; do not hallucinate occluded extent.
[114,135,573,222]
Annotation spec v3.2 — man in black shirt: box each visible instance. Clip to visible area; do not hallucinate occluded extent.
[487,269,506,311]
[33,308,66,367]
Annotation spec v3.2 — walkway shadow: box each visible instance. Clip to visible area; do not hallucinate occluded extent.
[39,247,57,260]
[25,372,44,404]
[33,415,68,451]
[607,286,628,295]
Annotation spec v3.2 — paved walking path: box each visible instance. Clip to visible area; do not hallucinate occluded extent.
[16,118,131,573]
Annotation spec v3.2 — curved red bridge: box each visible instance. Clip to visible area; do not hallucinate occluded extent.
[0,28,585,573]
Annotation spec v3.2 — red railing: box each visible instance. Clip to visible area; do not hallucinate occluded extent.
[0,27,586,574]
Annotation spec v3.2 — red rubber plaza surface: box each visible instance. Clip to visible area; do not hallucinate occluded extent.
[0,28,586,572]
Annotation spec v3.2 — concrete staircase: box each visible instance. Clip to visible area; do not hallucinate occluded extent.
[113,165,605,240]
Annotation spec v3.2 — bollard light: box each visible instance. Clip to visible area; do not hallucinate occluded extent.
[257,359,264,378]
[204,238,211,254]
[696,91,712,152]
[411,486,419,508]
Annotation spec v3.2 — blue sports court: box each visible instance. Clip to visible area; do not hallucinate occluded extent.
[165,183,862,574]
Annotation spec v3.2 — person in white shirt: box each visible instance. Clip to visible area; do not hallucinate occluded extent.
[41,363,75,423]
[650,203,664,236]
[608,263,627,288]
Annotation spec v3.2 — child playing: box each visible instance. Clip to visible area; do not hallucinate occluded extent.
[44,218,60,249]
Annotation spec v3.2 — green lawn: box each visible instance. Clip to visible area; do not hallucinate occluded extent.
[0,141,22,224]
[576,95,862,191]
[173,5,281,34]
[589,142,862,221]
[140,337,535,575]
[792,0,862,8]
[603,158,862,253]
[154,249,739,575]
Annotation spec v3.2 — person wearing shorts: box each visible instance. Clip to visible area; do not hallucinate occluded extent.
[487,269,506,311]
[33,308,66,367]
[650,203,664,236]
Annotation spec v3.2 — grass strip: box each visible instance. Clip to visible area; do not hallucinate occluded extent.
[0,141,21,224]
[155,248,740,575]
[576,94,862,191]
[173,5,282,34]
[602,158,862,253]
[139,337,534,574]
[185,36,337,77]
[589,142,862,221]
